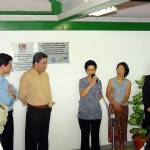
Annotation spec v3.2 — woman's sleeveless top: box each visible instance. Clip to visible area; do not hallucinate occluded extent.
[111,77,129,105]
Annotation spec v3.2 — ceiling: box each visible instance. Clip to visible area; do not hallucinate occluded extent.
[74,0,150,22]
[0,0,149,22]
[0,0,52,11]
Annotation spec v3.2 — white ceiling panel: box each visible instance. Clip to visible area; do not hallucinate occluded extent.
[0,0,52,11]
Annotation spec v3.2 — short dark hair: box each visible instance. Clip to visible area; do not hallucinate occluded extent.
[116,62,129,77]
[0,53,13,67]
[33,52,48,65]
[84,60,97,70]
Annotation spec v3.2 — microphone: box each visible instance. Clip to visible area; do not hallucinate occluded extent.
[92,74,112,119]
[91,74,102,91]
[91,73,96,79]
[91,74,99,84]
[92,74,111,118]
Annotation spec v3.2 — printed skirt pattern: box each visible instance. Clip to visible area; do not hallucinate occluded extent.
[108,104,128,143]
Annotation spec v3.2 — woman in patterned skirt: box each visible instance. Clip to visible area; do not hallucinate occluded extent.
[106,62,131,150]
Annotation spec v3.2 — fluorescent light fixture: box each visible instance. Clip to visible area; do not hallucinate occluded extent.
[89,6,117,17]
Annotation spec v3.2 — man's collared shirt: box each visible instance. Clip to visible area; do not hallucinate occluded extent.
[19,68,53,107]
[0,76,18,111]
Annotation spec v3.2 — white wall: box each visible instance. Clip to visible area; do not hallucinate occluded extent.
[0,31,150,150]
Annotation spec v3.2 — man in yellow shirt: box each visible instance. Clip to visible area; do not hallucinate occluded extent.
[19,52,55,150]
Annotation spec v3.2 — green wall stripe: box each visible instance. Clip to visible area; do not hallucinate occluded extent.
[0,21,64,30]
[0,21,150,31]
[64,22,150,31]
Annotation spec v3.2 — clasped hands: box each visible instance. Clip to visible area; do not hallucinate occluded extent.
[8,84,16,99]
[113,103,123,114]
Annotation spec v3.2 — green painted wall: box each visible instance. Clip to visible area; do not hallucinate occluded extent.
[64,22,150,31]
[0,21,150,31]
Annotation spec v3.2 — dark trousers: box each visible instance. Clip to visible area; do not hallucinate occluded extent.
[1,110,14,150]
[78,119,101,150]
[25,107,52,150]
[144,108,150,135]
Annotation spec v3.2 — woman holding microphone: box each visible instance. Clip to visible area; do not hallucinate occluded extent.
[78,60,102,150]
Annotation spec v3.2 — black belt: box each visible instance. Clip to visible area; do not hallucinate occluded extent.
[27,104,49,108]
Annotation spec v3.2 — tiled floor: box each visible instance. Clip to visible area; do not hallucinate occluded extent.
[75,141,136,150]
[101,141,136,150]
[76,141,137,150]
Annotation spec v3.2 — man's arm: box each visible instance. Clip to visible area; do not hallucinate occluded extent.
[143,76,150,110]
[0,89,13,106]
[47,75,55,108]
[18,75,28,106]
